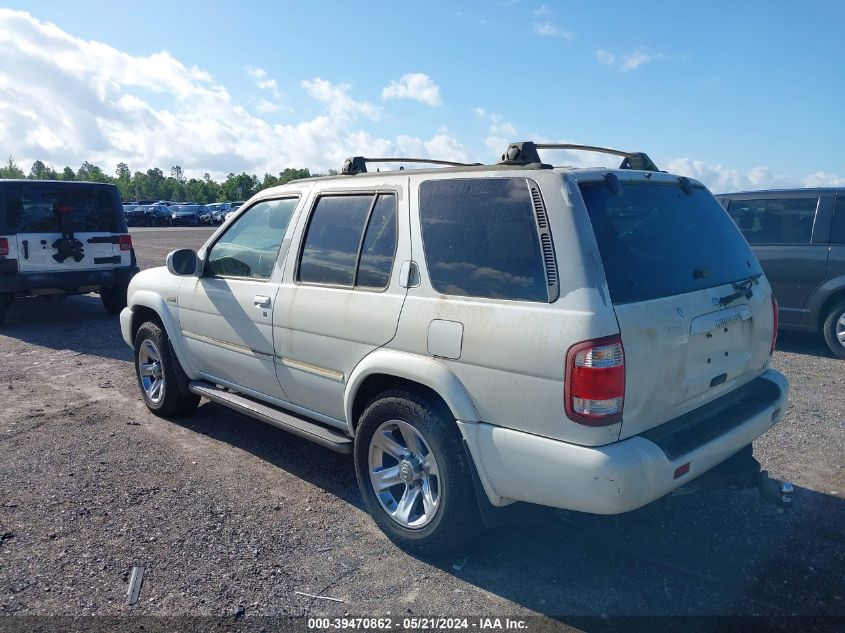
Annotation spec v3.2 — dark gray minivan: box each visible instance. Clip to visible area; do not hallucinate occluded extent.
[718,188,845,357]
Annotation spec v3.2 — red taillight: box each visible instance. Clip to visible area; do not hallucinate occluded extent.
[118,234,132,251]
[0,238,8,257]
[565,335,625,426]
[771,295,778,355]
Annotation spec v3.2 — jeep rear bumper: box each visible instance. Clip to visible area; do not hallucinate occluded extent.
[0,266,140,295]
[458,368,788,514]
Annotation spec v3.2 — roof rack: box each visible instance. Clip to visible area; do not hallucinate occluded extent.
[341,156,482,175]
[498,141,659,172]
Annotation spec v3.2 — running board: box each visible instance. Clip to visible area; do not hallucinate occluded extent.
[188,381,352,453]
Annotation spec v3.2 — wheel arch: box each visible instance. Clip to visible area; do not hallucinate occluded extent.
[813,284,845,331]
[344,349,480,435]
[128,290,197,380]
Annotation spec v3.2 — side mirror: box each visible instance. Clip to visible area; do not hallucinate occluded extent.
[166,249,199,276]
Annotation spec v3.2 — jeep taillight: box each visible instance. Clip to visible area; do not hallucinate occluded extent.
[119,234,132,251]
[771,295,778,355]
[565,335,625,426]
[0,238,8,257]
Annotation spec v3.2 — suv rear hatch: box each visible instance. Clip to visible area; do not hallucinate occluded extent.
[578,174,775,440]
[3,182,129,273]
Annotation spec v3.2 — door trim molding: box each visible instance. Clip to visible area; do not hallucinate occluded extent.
[181,329,273,358]
[277,356,345,382]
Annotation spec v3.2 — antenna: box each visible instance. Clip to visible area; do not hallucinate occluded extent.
[499,141,659,172]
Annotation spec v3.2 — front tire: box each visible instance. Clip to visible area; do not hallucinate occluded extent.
[822,301,845,358]
[354,390,480,554]
[100,284,128,314]
[133,321,200,416]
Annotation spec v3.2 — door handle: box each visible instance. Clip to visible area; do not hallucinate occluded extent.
[253,295,271,308]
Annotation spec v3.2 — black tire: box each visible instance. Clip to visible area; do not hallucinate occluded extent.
[822,301,845,359]
[100,284,128,314]
[0,295,9,325]
[354,390,480,555]
[133,321,200,416]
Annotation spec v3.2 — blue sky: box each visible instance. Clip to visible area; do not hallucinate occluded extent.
[0,1,842,190]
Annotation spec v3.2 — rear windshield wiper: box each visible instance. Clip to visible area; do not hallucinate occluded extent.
[717,274,761,307]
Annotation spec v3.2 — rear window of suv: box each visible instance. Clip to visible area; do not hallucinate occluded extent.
[6,186,119,233]
[580,181,761,304]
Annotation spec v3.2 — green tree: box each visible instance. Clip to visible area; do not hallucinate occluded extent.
[77,161,109,183]
[29,160,58,180]
[0,156,25,179]
[219,172,258,202]
[60,166,76,181]
[115,162,132,200]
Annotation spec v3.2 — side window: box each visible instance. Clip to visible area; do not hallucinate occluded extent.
[297,193,398,289]
[727,197,818,244]
[831,198,845,244]
[298,195,373,286]
[206,197,298,279]
[357,194,398,289]
[419,178,548,302]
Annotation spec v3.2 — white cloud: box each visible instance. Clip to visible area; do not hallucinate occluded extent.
[0,10,464,178]
[619,48,662,71]
[663,158,845,192]
[596,47,664,72]
[534,5,551,16]
[533,21,573,39]
[381,73,442,107]
[596,49,616,66]
[472,107,487,118]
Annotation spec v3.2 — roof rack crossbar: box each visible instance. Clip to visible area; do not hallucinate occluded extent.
[341,156,481,175]
[498,141,659,172]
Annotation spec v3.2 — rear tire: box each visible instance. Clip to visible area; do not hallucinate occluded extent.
[354,390,480,555]
[133,321,200,416]
[822,301,845,358]
[100,284,128,314]
[0,294,10,325]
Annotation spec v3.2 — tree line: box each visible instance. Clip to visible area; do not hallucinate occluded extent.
[0,156,334,204]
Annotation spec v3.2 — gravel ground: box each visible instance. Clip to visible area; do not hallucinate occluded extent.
[0,227,843,627]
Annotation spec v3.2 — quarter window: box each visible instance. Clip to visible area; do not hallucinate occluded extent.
[727,197,818,244]
[357,195,398,289]
[205,197,298,279]
[419,178,548,302]
[298,193,398,289]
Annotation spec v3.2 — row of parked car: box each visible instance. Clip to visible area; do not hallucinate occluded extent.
[122,200,245,227]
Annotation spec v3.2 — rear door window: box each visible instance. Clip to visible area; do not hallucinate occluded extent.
[6,187,118,233]
[419,178,548,302]
[726,197,819,244]
[298,193,399,289]
[580,181,761,304]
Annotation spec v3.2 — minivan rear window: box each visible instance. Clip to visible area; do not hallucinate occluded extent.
[580,182,762,304]
[6,187,119,233]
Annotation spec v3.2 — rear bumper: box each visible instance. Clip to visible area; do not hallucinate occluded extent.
[459,368,788,514]
[0,266,139,294]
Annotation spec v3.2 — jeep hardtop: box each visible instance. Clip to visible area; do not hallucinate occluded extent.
[120,142,790,552]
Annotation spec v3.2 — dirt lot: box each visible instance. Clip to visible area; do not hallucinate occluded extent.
[0,227,843,627]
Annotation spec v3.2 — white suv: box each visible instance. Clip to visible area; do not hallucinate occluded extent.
[120,142,789,552]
